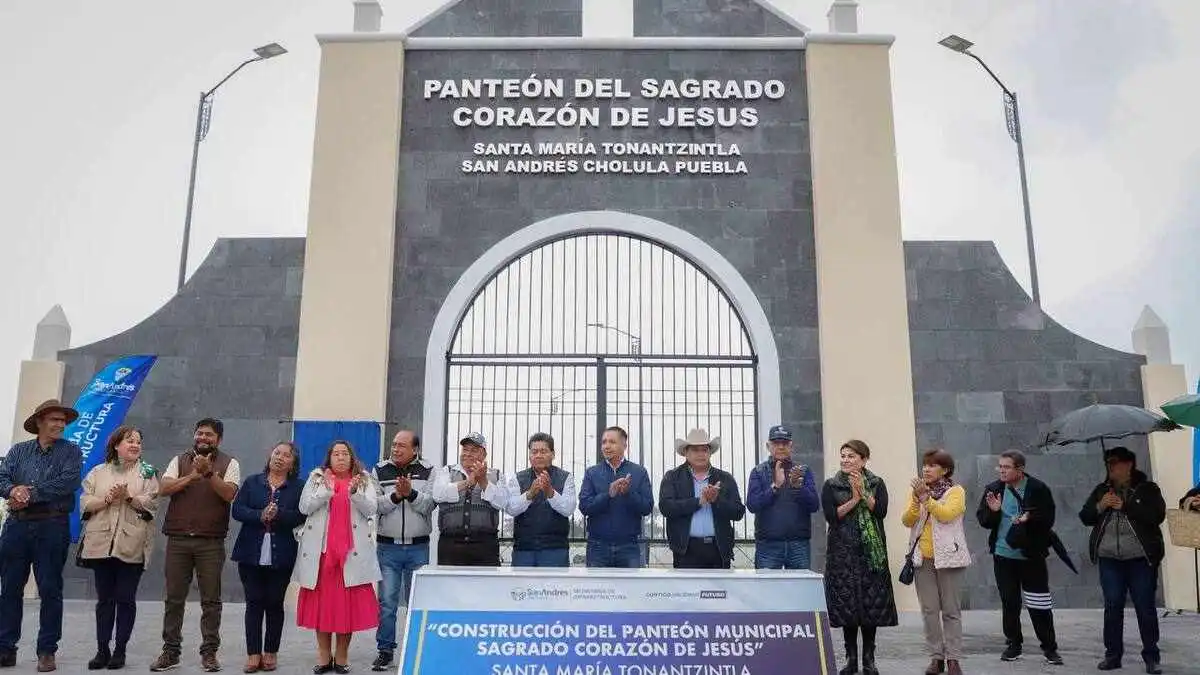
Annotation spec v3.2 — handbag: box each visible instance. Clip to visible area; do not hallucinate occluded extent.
[75,511,96,569]
[899,512,930,585]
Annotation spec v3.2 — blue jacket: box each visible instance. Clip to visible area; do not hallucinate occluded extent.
[578,459,653,544]
[745,459,820,541]
[231,472,305,571]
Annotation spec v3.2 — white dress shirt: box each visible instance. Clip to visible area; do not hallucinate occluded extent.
[504,470,578,518]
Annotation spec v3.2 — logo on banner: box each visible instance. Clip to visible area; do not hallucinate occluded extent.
[509,587,569,602]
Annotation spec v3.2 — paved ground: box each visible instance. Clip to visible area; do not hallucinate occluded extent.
[0,602,1196,673]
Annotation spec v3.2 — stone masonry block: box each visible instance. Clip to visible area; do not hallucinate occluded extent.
[956,392,1006,423]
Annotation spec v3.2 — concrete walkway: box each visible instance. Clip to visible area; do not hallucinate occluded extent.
[0,602,1196,673]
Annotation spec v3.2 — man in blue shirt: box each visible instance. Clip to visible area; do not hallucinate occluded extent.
[578,426,653,567]
[658,429,745,568]
[976,450,1063,667]
[745,424,820,569]
[0,399,84,672]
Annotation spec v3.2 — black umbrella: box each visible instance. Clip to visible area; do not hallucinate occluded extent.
[1040,403,1181,450]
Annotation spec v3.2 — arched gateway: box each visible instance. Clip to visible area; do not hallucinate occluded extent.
[422,211,782,556]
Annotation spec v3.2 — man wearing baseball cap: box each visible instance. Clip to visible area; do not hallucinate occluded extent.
[745,424,820,570]
[430,432,509,566]
[0,399,84,672]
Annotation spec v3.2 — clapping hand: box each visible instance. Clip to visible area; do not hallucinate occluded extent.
[788,465,804,488]
[533,471,552,496]
[192,454,212,476]
[700,482,721,505]
[608,474,631,497]
[395,476,413,498]
[1099,491,1123,511]
[350,473,366,493]
[985,491,1002,513]
[1185,496,1200,512]
[849,472,864,500]
[773,461,787,489]
[261,501,278,522]
[910,477,929,500]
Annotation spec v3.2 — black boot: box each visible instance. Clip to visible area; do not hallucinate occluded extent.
[838,647,858,675]
[107,645,126,670]
[861,643,879,675]
[88,645,111,670]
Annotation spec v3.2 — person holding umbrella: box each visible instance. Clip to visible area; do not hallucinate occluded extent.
[1079,446,1166,674]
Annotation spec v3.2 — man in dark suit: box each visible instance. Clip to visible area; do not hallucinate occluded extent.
[658,428,745,569]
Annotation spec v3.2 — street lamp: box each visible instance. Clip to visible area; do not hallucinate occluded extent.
[176,42,288,292]
[939,34,1042,306]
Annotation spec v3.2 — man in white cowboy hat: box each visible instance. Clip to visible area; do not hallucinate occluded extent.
[0,399,84,672]
[658,428,745,569]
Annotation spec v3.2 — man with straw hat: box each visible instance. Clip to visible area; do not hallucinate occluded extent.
[658,428,745,569]
[0,399,84,672]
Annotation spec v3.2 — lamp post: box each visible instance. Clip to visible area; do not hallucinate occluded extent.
[939,34,1041,306]
[585,320,646,466]
[176,43,288,292]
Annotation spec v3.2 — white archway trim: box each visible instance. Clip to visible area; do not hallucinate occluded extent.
[421,210,782,467]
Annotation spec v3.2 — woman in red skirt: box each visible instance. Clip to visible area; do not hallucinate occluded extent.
[294,441,381,673]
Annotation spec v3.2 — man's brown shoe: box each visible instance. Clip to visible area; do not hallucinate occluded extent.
[201,653,222,672]
[36,653,55,672]
[947,659,963,675]
[149,652,180,671]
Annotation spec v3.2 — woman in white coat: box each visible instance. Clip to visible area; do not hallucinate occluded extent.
[294,441,381,674]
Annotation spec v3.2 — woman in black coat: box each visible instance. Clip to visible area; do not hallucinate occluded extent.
[822,439,898,675]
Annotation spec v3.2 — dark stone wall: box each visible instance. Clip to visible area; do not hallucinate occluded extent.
[389,46,820,509]
[410,0,583,37]
[905,241,1149,609]
[56,238,304,600]
[635,0,804,37]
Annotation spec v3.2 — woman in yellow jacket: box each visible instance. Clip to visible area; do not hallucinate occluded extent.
[78,425,160,670]
[902,449,972,675]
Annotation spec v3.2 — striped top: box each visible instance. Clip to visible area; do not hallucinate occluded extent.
[0,438,83,514]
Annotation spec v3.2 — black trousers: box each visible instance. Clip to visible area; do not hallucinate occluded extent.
[672,538,729,569]
[92,558,144,651]
[238,564,292,654]
[438,537,499,566]
[994,555,1058,652]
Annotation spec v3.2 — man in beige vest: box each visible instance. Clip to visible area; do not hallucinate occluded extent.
[149,418,240,672]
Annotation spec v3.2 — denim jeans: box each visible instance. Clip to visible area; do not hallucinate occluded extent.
[585,541,642,568]
[0,516,70,655]
[754,539,811,570]
[376,542,429,652]
[512,548,570,567]
[1099,558,1160,663]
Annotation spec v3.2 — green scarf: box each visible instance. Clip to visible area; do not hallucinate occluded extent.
[836,469,888,573]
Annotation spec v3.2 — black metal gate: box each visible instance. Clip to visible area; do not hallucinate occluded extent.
[444,233,758,560]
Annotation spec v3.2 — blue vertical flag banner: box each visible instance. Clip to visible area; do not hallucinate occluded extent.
[66,354,157,541]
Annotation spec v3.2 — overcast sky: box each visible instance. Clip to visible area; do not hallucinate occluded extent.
[1,0,1197,443]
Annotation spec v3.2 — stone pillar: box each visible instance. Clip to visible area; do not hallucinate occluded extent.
[8,305,71,600]
[1133,306,1197,611]
[290,36,404,604]
[805,33,919,610]
[293,39,403,424]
